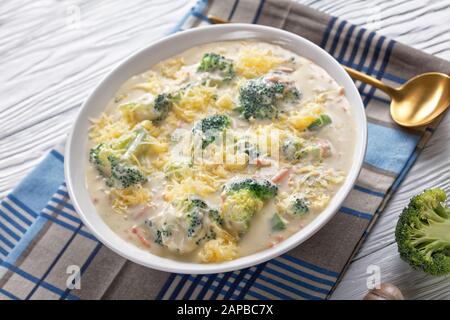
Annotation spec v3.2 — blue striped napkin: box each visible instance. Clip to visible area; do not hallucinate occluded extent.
[0,0,449,300]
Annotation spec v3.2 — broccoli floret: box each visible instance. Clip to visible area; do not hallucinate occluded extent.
[222,189,264,236]
[308,114,332,130]
[193,114,231,149]
[282,136,332,162]
[222,178,278,236]
[225,178,278,201]
[119,92,174,124]
[197,52,235,82]
[290,196,310,215]
[106,155,146,188]
[395,188,450,276]
[89,128,153,188]
[271,213,287,231]
[145,196,221,253]
[236,77,301,120]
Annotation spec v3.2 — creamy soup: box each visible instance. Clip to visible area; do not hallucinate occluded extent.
[86,41,355,263]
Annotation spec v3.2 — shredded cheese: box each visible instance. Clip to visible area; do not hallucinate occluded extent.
[235,48,284,78]
[110,185,151,214]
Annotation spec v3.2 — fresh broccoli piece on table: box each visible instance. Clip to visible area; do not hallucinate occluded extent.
[395,188,450,276]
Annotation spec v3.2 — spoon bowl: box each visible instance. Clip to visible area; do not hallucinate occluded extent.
[344,66,450,127]
[390,73,450,127]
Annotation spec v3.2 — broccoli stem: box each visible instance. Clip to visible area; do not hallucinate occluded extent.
[420,221,450,243]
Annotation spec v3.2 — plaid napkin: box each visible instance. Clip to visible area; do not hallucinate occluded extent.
[1,0,449,300]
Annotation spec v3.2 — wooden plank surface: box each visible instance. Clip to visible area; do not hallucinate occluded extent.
[0,0,449,300]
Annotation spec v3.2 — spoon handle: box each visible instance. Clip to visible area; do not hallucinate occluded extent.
[342,66,397,98]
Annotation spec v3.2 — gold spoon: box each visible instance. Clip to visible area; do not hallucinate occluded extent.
[344,67,450,127]
[207,14,450,127]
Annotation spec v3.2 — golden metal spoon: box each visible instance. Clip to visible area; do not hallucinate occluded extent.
[344,67,450,127]
[207,14,450,127]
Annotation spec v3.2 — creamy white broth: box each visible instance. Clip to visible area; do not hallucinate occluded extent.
[86,41,356,263]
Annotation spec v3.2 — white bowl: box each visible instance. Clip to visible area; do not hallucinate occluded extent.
[65,24,367,274]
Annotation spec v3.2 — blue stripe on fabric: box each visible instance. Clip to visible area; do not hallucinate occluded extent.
[1,202,32,226]
[237,262,267,299]
[355,32,375,72]
[282,255,339,278]
[337,24,356,62]
[169,274,190,300]
[50,197,76,212]
[329,20,347,55]
[264,265,329,295]
[0,222,20,241]
[354,185,385,198]
[252,0,266,24]
[25,223,83,299]
[40,213,96,241]
[50,149,64,163]
[365,123,421,174]
[320,16,337,49]
[195,273,218,300]
[391,150,419,192]
[0,245,8,256]
[8,194,38,218]
[156,273,177,300]
[348,27,366,64]
[2,215,47,267]
[182,274,203,300]
[60,242,103,300]
[0,288,20,300]
[257,273,322,300]
[342,58,405,84]
[56,189,69,197]
[0,233,14,249]
[170,0,209,33]
[192,11,211,23]
[269,259,334,287]
[340,207,372,220]
[227,0,240,20]
[0,261,79,300]
[46,205,81,224]
[363,39,395,106]
[224,268,248,299]
[0,210,26,234]
[210,272,233,299]
[186,275,241,300]
[361,36,386,105]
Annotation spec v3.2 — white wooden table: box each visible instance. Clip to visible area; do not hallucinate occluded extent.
[1,0,449,300]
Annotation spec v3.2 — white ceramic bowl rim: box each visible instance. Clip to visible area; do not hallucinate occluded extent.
[65,23,367,274]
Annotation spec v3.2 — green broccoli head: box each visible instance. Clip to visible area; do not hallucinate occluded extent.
[197,52,235,82]
[89,129,150,189]
[193,114,231,149]
[119,92,174,123]
[145,196,220,253]
[224,178,278,201]
[236,77,301,120]
[106,155,146,188]
[290,196,310,215]
[395,188,450,276]
[222,178,278,236]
